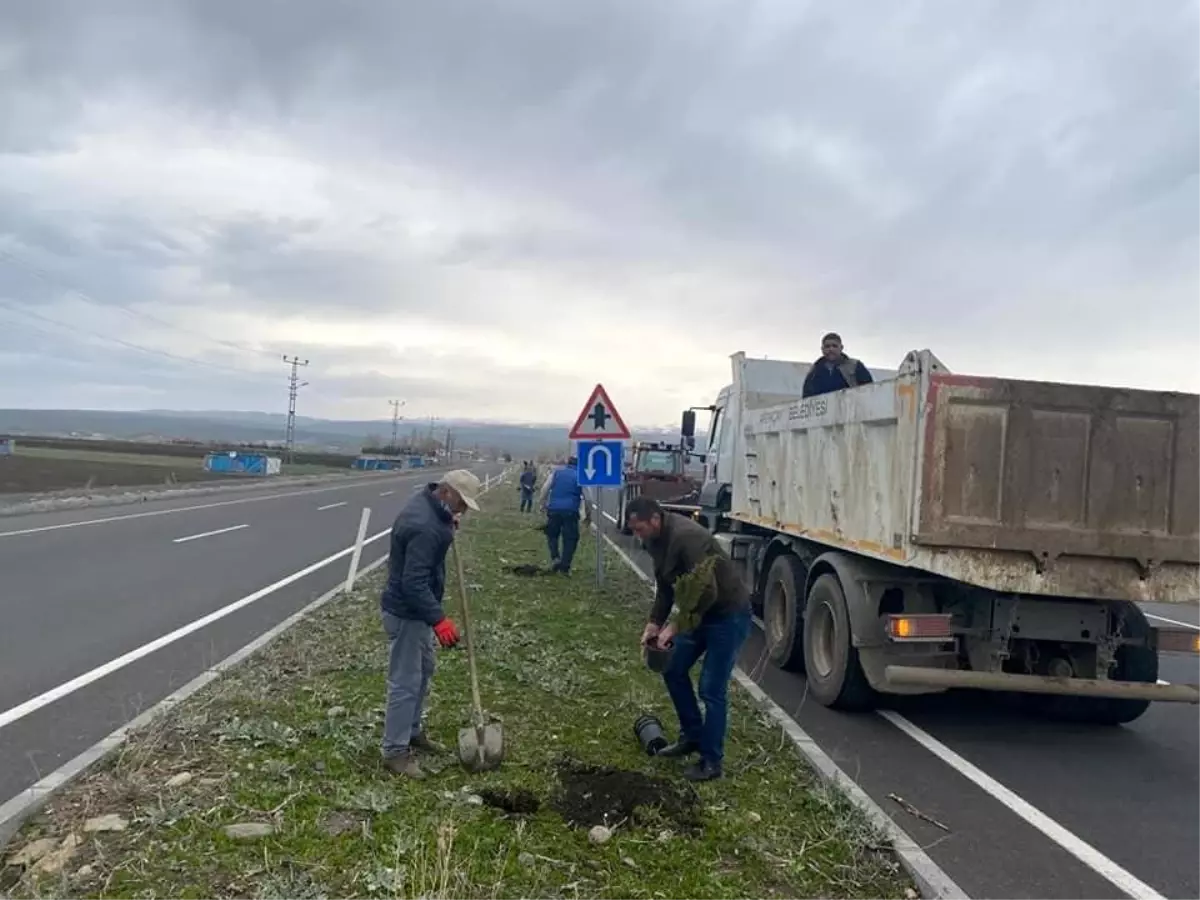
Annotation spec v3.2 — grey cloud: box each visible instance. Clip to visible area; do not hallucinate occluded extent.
[0,0,1196,418]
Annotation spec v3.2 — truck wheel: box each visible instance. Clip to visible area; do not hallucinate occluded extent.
[803,573,876,710]
[1034,604,1158,726]
[763,555,806,671]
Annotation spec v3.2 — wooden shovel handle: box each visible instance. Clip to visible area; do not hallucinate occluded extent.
[451,539,486,730]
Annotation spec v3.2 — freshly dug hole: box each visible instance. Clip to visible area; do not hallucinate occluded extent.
[479,788,541,815]
[552,762,701,831]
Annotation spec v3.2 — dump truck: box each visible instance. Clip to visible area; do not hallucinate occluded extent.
[683,350,1199,724]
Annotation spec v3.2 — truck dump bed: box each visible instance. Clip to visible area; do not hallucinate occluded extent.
[731,351,1199,603]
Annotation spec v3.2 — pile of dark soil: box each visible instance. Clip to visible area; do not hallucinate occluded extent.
[551,761,701,831]
[507,564,555,577]
[478,788,541,815]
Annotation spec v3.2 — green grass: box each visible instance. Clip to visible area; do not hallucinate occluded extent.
[2,484,912,899]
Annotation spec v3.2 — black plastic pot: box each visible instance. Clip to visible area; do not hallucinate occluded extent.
[644,642,673,674]
[633,714,668,756]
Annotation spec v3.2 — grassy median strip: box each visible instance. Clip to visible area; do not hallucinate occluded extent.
[2,485,912,900]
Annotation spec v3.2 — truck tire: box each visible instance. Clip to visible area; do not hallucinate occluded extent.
[763,554,806,671]
[1032,603,1158,726]
[802,573,876,710]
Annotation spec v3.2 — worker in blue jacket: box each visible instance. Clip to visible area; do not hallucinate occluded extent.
[539,457,585,574]
[518,462,537,512]
[802,332,873,398]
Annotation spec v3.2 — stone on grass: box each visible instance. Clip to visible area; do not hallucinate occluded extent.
[7,837,58,867]
[326,705,348,718]
[222,822,275,840]
[83,814,128,833]
[517,851,536,868]
[746,811,762,824]
[165,772,194,788]
[75,864,96,879]
[587,825,612,845]
[32,835,80,875]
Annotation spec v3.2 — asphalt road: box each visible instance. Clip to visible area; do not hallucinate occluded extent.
[590,490,1199,900]
[0,467,499,808]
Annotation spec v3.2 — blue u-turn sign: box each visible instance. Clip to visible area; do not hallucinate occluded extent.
[576,440,624,487]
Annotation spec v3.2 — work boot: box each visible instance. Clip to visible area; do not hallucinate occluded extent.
[409,732,446,755]
[382,751,425,779]
[657,738,700,758]
[683,759,723,782]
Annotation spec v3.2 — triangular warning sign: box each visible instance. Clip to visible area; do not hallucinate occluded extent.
[568,383,631,440]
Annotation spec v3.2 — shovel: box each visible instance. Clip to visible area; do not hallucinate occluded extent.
[450,539,504,772]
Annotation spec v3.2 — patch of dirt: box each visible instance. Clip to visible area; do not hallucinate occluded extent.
[507,564,555,577]
[552,762,701,832]
[0,455,227,495]
[479,788,541,815]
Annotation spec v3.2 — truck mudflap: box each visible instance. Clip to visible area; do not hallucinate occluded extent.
[884,665,1200,704]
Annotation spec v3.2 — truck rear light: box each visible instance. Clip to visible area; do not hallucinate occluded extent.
[887,614,953,642]
[1156,629,1200,654]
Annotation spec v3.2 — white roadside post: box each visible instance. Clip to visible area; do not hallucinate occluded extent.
[566,383,631,591]
[345,506,372,592]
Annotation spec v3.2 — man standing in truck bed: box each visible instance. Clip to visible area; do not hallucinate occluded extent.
[628,496,751,782]
[802,332,873,398]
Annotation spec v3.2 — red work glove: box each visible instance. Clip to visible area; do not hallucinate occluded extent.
[433,618,460,648]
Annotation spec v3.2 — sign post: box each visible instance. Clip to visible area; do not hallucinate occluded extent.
[569,384,631,589]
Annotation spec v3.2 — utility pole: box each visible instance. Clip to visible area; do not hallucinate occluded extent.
[388,399,405,452]
[281,355,309,463]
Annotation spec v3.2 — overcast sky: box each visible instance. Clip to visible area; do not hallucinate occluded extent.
[0,0,1196,426]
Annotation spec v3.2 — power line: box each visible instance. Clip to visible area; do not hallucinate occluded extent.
[0,247,274,361]
[0,297,277,384]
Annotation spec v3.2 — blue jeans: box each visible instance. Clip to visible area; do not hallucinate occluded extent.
[545,512,580,571]
[662,608,751,767]
[381,612,435,757]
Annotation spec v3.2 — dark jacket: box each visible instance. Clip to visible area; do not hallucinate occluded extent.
[519,469,536,492]
[802,356,873,398]
[545,465,583,513]
[646,512,750,627]
[380,484,455,624]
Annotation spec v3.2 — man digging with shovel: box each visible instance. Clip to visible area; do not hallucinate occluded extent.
[379,470,481,778]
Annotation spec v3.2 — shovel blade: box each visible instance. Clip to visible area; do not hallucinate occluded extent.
[457,723,504,772]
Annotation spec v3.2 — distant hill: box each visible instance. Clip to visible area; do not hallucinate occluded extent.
[0,408,697,457]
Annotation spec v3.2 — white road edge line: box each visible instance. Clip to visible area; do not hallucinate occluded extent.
[595,522,966,900]
[171,523,249,544]
[317,501,348,511]
[0,527,391,732]
[1145,612,1200,631]
[0,551,392,850]
[879,710,1166,900]
[0,467,507,850]
[379,490,394,497]
[0,475,421,539]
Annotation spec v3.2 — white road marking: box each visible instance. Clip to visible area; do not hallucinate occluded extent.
[0,476,418,539]
[602,510,617,523]
[0,551,393,846]
[879,710,1167,900]
[0,527,391,732]
[379,490,394,497]
[171,524,249,544]
[317,501,348,511]
[1145,613,1199,631]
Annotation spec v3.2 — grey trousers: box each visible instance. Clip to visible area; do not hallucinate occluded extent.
[381,612,435,758]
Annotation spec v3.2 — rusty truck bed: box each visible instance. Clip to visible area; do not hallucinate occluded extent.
[913,373,1198,600]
